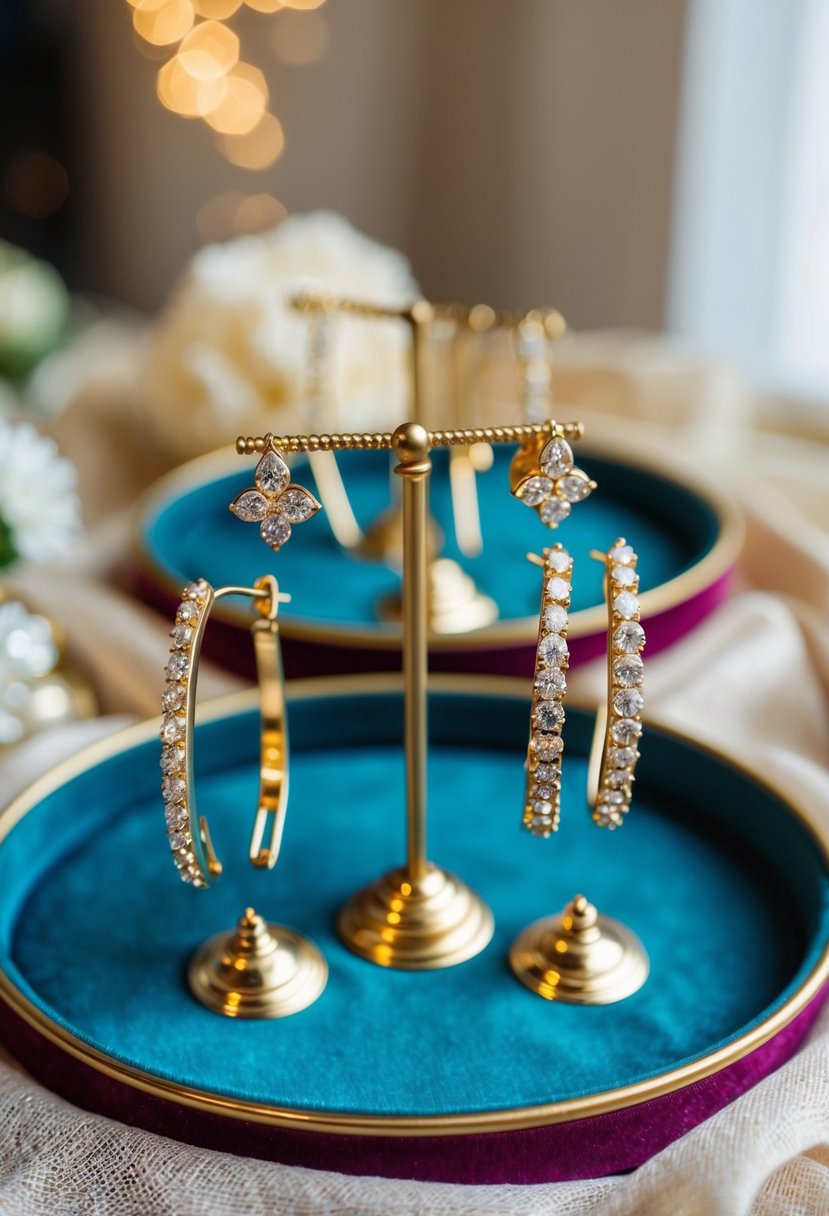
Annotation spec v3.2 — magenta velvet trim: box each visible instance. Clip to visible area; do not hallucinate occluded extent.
[132,564,735,682]
[0,976,822,1186]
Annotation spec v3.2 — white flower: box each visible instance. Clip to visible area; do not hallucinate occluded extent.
[144,211,420,457]
[0,419,83,564]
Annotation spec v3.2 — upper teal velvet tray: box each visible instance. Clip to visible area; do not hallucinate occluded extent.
[0,678,826,1139]
[134,441,742,673]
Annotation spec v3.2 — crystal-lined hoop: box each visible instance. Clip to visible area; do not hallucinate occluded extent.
[161,575,290,886]
[522,544,573,837]
[587,538,646,828]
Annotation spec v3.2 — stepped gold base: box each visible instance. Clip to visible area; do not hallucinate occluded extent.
[378,557,498,635]
[188,907,327,1019]
[337,863,494,970]
[509,894,649,1005]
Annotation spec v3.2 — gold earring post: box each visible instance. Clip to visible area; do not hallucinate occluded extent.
[337,422,494,969]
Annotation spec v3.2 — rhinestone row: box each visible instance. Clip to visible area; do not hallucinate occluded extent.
[594,539,646,828]
[160,579,210,885]
[524,544,573,837]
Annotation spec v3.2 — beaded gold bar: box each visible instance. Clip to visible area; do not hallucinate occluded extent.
[236,420,584,457]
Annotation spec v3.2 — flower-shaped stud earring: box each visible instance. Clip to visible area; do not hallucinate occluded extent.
[230,445,321,552]
[510,432,596,530]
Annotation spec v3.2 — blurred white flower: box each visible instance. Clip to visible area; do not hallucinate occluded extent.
[145,211,420,457]
[0,419,83,566]
[0,241,69,380]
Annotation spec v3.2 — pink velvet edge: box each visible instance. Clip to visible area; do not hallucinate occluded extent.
[0,978,822,1185]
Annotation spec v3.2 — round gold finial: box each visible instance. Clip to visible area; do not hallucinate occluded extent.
[391,422,430,465]
[509,893,648,1005]
[188,906,327,1019]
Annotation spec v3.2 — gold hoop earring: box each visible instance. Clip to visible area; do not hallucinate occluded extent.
[587,539,645,828]
[161,574,290,886]
[522,543,573,836]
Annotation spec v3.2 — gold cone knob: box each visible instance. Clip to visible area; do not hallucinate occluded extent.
[509,894,648,1005]
[338,863,494,970]
[188,907,327,1019]
[377,557,498,634]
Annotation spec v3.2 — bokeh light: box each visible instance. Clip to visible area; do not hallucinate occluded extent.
[271,10,328,65]
[193,0,243,17]
[177,20,240,79]
[157,56,229,117]
[204,63,268,134]
[281,0,326,9]
[244,0,285,11]
[132,0,195,46]
[217,111,285,168]
[196,190,286,239]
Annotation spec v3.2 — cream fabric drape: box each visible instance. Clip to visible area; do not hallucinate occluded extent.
[1,333,828,1215]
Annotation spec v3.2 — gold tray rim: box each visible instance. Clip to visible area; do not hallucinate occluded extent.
[132,436,744,651]
[0,673,824,1139]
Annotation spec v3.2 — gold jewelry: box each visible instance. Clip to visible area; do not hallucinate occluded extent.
[522,543,573,836]
[508,411,596,530]
[588,538,645,828]
[229,443,321,552]
[161,574,290,886]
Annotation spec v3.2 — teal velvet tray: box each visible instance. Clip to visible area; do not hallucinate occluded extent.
[134,440,742,678]
[0,678,826,1185]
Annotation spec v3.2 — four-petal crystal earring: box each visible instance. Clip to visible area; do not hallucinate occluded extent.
[587,538,645,828]
[521,544,573,837]
[161,574,291,886]
[509,431,596,530]
[230,443,321,553]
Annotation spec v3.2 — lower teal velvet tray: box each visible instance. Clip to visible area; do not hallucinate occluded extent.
[134,441,742,678]
[0,678,826,1185]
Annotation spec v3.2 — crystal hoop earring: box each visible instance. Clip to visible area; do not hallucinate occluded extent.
[587,538,646,828]
[161,574,291,886]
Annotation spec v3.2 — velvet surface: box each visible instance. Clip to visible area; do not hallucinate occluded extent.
[141,447,719,636]
[0,691,825,1126]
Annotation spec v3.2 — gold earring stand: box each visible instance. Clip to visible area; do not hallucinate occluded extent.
[509,893,649,1005]
[189,906,328,1018]
[238,420,579,969]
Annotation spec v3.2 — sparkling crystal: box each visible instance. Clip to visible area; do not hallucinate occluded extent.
[543,603,568,633]
[161,714,185,744]
[533,783,555,800]
[611,543,635,565]
[530,815,555,836]
[535,668,566,699]
[540,438,573,480]
[539,496,571,526]
[613,655,644,687]
[162,774,186,803]
[612,565,638,588]
[609,746,638,768]
[614,621,645,654]
[614,688,644,717]
[168,831,190,851]
[230,490,269,522]
[162,682,186,712]
[611,717,642,745]
[516,475,554,507]
[532,799,554,818]
[607,769,632,790]
[184,580,209,601]
[534,763,559,782]
[545,548,572,574]
[166,653,189,680]
[165,803,186,830]
[277,487,319,523]
[546,576,570,603]
[160,746,183,774]
[177,601,199,625]
[517,325,545,359]
[558,472,593,503]
[254,449,290,495]
[613,591,639,620]
[534,701,564,731]
[538,633,569,666]
[261,515,291,550]
[600,789,626,806]
[171,624,193,649]
[533,734,564,761]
